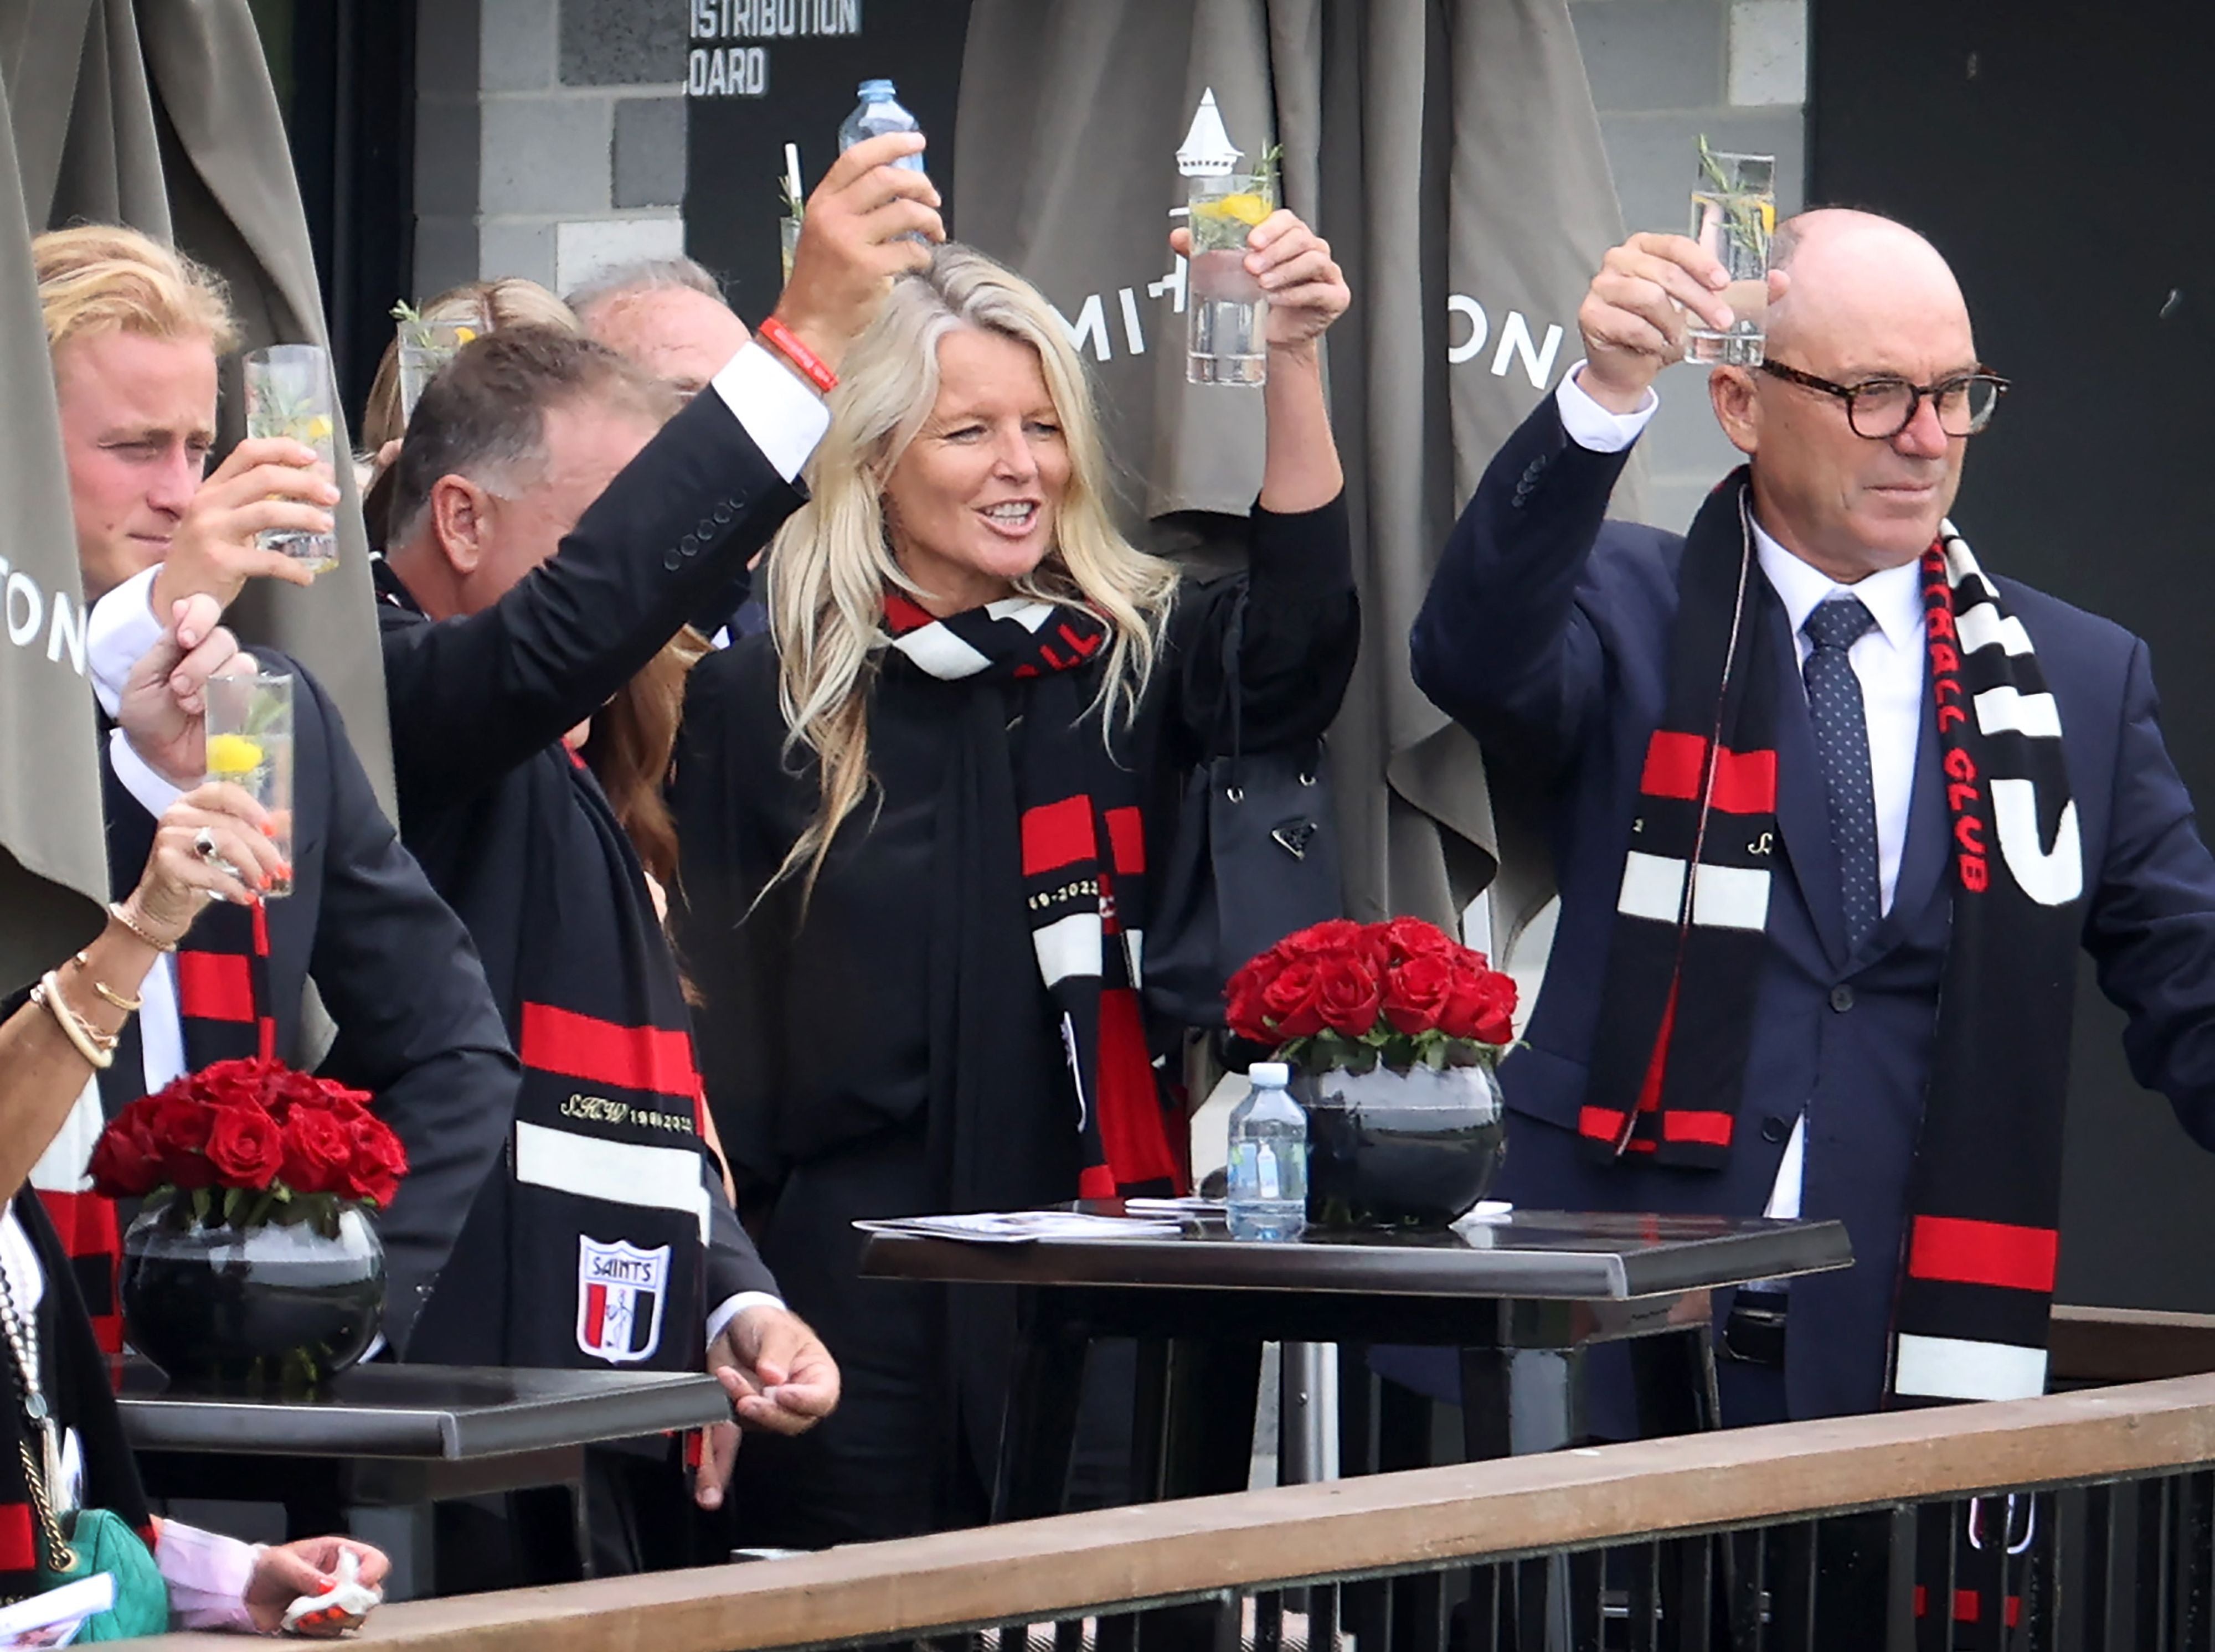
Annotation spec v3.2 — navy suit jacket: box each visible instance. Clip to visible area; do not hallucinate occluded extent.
[1410,394,2215,1421]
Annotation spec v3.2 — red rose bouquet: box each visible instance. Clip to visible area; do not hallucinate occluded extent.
[89,1056,408,1235]
[1225,916,1518,1073]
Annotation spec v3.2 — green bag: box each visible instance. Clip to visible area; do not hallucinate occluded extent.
[40,1508,169,1641]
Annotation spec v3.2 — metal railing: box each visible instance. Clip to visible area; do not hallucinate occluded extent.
[143,1367,2215,1652]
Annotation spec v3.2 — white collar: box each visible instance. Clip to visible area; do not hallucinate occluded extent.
[1752,515,1925,652]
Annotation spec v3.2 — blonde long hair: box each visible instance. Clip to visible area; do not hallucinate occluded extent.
[767,243,1181,895]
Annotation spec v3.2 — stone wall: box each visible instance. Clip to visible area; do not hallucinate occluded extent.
[414,0,692,303]
[1569,0,1807,529]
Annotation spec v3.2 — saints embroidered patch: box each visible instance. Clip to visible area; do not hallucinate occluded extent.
[575,1236,670,1364]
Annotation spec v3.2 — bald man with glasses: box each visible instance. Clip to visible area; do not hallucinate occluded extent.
[1411,208,2215,1439]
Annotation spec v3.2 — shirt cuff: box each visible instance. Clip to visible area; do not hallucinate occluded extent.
[710,343,832,484]
[1554,362,1660,453]
[87,567,166,719]
[109,727,187,819]
[155,1519,260,1632]
[707,1290,785,1348]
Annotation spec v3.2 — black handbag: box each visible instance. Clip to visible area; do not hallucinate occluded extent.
[1143,592,1344,1027]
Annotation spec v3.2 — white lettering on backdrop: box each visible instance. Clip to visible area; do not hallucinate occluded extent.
[0,557,87,675]
[686,0,862,99]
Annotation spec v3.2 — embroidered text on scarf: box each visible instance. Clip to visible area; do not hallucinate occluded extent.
[884,592,1181,1197]
[1578,471,2083,1403]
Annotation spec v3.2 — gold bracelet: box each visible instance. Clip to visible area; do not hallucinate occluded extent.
[71,952,142,1013]
[30,972,115,1070]
[44,971,119,1055]
[107,899,179,953]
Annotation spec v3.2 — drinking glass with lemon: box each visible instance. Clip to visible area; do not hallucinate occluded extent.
[394,309,478,425]
[203,673,296,900]
[1186,172,1275,386]
[242,344,342,574]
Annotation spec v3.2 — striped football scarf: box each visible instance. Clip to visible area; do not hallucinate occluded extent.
[884,592,1181,1196]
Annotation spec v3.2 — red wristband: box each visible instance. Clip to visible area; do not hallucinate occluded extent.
[758,316,838,394]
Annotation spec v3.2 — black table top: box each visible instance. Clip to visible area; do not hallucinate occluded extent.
[114,1362,734,1460]
[859,1209,1854,1300]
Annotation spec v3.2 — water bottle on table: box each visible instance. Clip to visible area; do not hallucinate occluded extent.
[838,79,926,169]
[1227,1061,1307,1242]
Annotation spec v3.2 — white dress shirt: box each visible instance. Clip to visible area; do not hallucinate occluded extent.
[72,340,827,1345]
[1556,367,1930,1221]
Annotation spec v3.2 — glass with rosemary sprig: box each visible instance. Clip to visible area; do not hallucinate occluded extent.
[392,302,478,425]
[1687,142,1775,366]
[778,172,806,285]
[1683,141,1772,363]
[203,672,295,899]
[241,344,340,572]
[1185,148,1278,387]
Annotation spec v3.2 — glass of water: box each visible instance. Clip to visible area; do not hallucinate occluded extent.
[203,673,295,900]
[1686,149,1776,368]
[241,345,339,573]
[396,317,475,425]
[1186,172,1274,387]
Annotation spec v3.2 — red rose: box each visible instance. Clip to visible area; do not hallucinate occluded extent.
[1226,974,1274,1045]
[1379,916,1457,964]
[147,1096,215,1154]
[341,1116,409,1209]
[1441,962,1518,1047]
[203,1104,286,1190]
[1259,960,1328,1039]
[1280,919,1379,962]
[87,1108,161,1199]
[1315,953,1387,1037]
[1382,952,1457,1034]
[279,1108,357,1196]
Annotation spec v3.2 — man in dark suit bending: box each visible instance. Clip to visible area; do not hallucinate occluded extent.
[1413,209,2215,1430]
[35,223,516,1357]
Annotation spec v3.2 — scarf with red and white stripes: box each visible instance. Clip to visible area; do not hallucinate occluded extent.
[884,592,1181,1197]
[1582,469,2083,1403]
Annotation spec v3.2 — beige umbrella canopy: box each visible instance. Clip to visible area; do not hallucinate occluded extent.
[0,0,387,994]
[954,0,1633,945]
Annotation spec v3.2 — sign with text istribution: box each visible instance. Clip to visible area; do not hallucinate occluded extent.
[682,0,972,323]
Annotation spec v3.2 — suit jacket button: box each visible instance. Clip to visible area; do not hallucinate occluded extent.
[662,550,683,571]
[680,533,700,556]
[1760,1114,1791,1144]
[1830,985,1855,1013]
[713,502,734,524]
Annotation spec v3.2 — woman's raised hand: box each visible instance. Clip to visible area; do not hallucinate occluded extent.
[1171,209,1349,354]
[127,783,289,939]
[771,131,946,377]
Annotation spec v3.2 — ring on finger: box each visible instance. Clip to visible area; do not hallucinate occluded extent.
[192,825,244,886]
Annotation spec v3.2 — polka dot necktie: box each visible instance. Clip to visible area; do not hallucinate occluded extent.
[1802,595,1882,953]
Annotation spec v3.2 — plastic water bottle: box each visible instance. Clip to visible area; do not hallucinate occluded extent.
[838,79,926,171]
[1226,1062,1307,1242]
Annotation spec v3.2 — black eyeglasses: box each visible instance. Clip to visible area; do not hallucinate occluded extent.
[1756,359,2011,439]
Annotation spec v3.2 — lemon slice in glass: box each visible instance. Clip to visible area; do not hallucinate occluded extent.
[206,734,266,777]
[1200,192,1272,228]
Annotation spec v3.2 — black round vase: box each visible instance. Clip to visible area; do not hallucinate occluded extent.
[120,1201,385,1390]
[1296,1061,1507,1230]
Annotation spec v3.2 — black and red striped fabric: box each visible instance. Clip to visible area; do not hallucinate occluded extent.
[1887,531,2081,1403]
[1581,472,1781,1168]
[885,593,1181,1196]
[1584,473,2083,1404]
